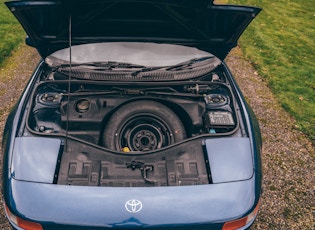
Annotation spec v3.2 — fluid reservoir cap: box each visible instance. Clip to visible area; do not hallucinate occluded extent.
[76,99,90,113]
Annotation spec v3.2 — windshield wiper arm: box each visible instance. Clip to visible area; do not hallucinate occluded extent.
[57,61,147,70]
[130,56,216,77]
[131,66,166,77]
[165,56,215,71]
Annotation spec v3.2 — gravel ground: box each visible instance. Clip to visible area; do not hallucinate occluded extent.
[0,45,314,229]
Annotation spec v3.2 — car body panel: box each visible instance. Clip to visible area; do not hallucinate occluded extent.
[7,178,256,228]
[11,137,61,183]
[5,0,261,59]
[206,137,253,183]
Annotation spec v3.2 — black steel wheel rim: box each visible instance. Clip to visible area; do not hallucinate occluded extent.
[116,115,173,151]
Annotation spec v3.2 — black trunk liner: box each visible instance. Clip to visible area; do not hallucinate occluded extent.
[57,139,210,187]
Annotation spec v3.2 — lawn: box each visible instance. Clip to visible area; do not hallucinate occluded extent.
[0,0,25,68]
[220,0,315,142]
[1,0,314,143]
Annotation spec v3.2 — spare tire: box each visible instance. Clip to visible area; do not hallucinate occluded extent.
[103,100,186,152]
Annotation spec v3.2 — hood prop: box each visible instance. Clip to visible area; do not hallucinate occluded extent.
[65,12,72,150]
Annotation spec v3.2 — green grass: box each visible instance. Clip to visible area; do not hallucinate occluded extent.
[217,0,315,142]
[0,0,25,68]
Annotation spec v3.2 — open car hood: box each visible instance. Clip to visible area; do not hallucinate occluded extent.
[5,0,261,60]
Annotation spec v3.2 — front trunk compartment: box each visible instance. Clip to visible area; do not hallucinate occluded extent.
[28,79,238,144]
[25,72,243,187]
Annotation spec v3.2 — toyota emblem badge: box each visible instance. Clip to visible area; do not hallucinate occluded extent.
[125,199,143,213]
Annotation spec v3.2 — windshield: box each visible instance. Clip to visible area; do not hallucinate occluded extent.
[46,42,221,81]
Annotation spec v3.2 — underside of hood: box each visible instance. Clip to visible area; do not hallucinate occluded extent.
[5,0,261,59]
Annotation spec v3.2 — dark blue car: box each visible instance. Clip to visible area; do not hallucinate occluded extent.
[2,0,262,229]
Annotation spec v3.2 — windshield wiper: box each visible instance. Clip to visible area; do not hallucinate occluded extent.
[130,56,215,77]
[165,56,215,71]
[131,66,165,77]
[56,61,147,70]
